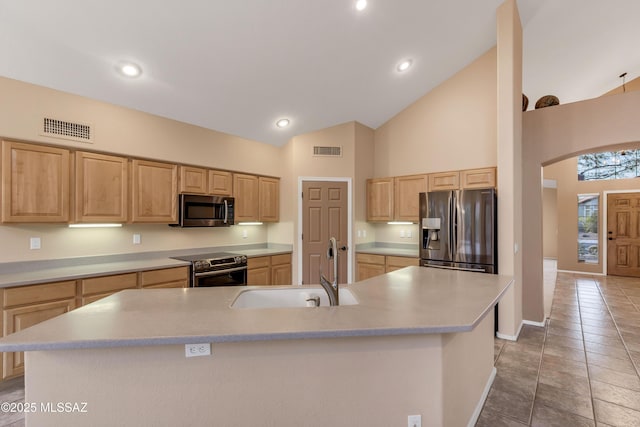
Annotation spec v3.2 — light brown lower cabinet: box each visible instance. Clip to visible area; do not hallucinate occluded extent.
[2,280,77,379]
[80,272,138,305]
[271,254,292,286]
[247,254,292,286]
[0,266,190,380]
[139,267,189,289]
[356,253,419,281]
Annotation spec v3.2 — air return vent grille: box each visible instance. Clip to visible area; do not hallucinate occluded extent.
[313,146,342,157]
[41,117,93,143]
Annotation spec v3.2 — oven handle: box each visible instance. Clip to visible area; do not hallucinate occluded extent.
[194,266,247,278]
[224,200,228,224]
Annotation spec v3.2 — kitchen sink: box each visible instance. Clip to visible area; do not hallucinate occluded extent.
[231,286,358,309]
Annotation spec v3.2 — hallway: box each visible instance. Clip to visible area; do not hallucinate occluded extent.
[477,272,640,426]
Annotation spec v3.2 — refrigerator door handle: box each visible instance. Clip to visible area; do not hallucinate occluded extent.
[449,192,455,261]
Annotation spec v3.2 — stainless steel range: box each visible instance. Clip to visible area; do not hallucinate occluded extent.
[171,252,247,287]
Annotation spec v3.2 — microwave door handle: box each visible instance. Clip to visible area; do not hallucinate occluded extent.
[224,200,228,224]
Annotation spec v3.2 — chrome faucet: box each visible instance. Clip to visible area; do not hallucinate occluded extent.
[319,237,339,306]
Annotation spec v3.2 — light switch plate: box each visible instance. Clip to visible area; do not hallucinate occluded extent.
[133,234,141,245]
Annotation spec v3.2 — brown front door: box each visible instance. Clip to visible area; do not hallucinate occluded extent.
[302,181,348,285]
[607,192,640,277]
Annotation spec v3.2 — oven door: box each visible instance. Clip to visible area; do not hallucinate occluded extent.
[193,266,247,287]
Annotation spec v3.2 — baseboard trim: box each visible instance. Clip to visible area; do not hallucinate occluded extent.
[467,367,497,427]
[496,321,523,341]
[523,319,546,328]
[556,269,605,276]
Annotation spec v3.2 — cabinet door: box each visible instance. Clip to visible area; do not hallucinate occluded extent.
[367,178,394,222]
[385,256,420,273]
[271,254,292,286]
[3,299,76,378]
[356,253,386,281]
[461,167,496,189]
[394,175,427,222]
[139,267,189,289]
[208,170,233,196]
[131,159,178,223]
[233,173,259,222]
[428,171,459,191]
[1,140,70,223]
[247,256,270,285]
[75,151,128,223]
[179,166,208,194]
[259,177,280,222]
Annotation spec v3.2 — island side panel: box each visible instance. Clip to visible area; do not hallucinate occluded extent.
[25,335,446,426]
[442,314,495,426]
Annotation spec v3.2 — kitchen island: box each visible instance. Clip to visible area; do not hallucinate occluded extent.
[0,266,512,426]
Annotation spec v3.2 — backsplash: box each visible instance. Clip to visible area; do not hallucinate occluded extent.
[0,223,269,263]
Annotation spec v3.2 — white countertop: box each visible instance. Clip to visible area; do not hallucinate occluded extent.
[0,267,513,352]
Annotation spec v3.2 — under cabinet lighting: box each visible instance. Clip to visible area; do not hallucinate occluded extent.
[68,223,123,228]
[387,221,415,225]
[238,222,263,226]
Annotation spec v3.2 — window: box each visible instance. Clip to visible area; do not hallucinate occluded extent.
[578,194,599,264]
[578,150,640,181]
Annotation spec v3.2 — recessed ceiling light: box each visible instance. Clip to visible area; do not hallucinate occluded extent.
[355,0,367,11]
[397,59,413,72]
[117,62,142,78]
[276,118,290,128]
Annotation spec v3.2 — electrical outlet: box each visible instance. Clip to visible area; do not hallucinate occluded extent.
[362,230,366,238]
[30,237,41,250]
[408,415,421,427]
[407,230,412,238]
[185,343,211,358]
[133,234,141,245]
[400,229,405,238]
[242,230,248,239]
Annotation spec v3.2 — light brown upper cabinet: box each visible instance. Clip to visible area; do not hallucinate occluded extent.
[131,159,178,223]
[179,166,233,196]
[428,171,460,191]
[367,178,394,221]
[460,167,496,189]
[208,170,233,196]
[179,166,208,194]
[259,177,280,222]
[233,173,260,222]
[234,174,280,222]
[1,140,70,223]
[74,151,128,223]
[394,174,427,222]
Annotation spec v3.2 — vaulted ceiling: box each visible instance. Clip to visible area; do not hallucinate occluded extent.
[1,1,637,146]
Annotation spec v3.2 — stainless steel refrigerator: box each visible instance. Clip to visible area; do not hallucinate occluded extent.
[419,188,497,274]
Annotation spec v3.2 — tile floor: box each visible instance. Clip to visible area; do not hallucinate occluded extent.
[0,271,638,427]
[477,272,640,426]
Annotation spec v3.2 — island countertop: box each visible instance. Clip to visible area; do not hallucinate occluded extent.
[0,266,513,352]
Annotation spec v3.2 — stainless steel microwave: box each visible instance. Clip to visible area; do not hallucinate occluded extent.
[171,194,234,227]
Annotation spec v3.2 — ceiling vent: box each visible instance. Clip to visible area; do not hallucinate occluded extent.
[313,146,342,157]
[40,117,93,143]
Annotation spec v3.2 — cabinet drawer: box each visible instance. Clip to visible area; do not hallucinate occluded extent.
[4,281,77,308]
[248,256,270,269]
[139,267,189,287]
[271,253,291,266]
[356,253,385,265]
[385,256,419,271]
[81,273,138,296]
